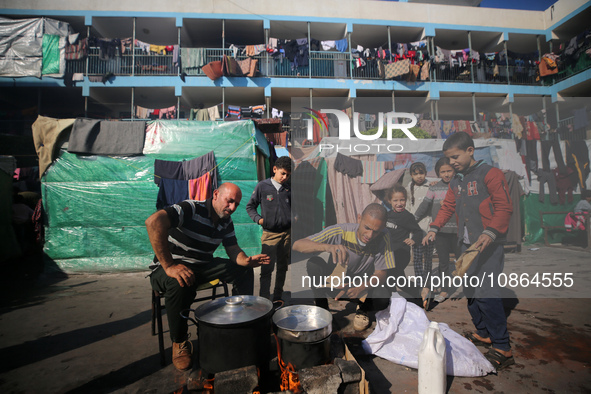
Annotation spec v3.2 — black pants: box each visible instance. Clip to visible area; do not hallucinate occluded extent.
[150,258,254,342]
[434,232,459,294]
[305,256,390,313]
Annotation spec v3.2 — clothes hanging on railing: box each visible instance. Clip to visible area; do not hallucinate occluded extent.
[65,37,88,60]
[181,48,206,71]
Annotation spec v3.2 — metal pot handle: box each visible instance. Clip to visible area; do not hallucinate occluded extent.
[179,309,198,327]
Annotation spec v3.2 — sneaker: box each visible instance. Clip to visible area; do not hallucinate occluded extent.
[172,339,193,371]
[353,312,371,331]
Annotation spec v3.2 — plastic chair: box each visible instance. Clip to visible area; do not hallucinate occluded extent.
[151,279,229,366]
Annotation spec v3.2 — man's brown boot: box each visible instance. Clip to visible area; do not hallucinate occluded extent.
[172,340,193,371]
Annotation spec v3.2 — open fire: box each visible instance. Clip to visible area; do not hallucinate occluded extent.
[275,334,303,393]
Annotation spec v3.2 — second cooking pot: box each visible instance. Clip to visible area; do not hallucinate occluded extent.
[273,305,333,370]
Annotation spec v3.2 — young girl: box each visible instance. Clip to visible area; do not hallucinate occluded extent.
[415,157,458,303]
[384,184,424,289]
[406,162,433,309]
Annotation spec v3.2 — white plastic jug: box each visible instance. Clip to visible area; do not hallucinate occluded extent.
[418,321,447,394]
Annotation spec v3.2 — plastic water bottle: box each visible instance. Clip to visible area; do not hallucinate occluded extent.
[418,321,447,394]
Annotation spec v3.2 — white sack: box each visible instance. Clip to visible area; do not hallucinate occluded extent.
[361,294,495,377]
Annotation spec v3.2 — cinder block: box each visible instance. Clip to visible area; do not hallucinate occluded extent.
[334,358,361,383]
[299,364,342,394]
[213,365,258,394]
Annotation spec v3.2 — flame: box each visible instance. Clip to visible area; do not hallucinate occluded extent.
[275,334,303,393]
[172,388,184,394]
[203,377,214,390]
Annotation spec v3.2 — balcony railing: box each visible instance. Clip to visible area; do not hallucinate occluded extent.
[64,46,591,86]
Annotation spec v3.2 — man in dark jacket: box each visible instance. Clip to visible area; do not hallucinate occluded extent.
[246,156,292,301]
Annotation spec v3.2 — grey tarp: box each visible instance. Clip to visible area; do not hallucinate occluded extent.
[0,17,43,77]
[0,17,69,78]
[68,118,147,155]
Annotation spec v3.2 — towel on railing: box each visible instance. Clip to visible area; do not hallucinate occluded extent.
[181,48,206,70]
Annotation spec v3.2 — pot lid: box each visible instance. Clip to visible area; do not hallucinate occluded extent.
[193,296,273,325]
[272,305,332,332]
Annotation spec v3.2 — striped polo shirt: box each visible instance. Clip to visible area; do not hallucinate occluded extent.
[152,199,238,267]
[307,223,395,274]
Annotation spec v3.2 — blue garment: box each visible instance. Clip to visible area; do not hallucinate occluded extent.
[156,178,189,209]
[335,38,348,53]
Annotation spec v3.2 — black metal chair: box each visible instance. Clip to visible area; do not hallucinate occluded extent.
[151,279,229,366]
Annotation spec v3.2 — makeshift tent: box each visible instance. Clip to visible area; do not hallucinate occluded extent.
[42,120,269,273]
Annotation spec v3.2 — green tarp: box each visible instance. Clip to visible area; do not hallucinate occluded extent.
[42,120,266,273]
[41,34,60,75]
[523,193,577,245]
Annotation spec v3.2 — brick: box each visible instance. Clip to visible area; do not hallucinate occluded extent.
[299,364,342,394]
[213,365,258,394]
[334,358,361,383]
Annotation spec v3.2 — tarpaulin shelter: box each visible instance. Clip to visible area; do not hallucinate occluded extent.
[0,17,70,78]
[41,119,269,273]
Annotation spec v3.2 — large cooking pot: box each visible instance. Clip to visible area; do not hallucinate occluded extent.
[182,295,274,374]
[273,305,333,369]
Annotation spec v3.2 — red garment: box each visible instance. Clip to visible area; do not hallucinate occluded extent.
[431,164,513,239]
[565,211,587,232]
[526,121,541,140]
[189,172,212,201]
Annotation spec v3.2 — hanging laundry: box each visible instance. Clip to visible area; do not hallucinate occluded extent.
[207,105,220,121]
[334,152,363,178]
[181,48,206,71]
[190,108,209,121]
[321,40,336,51]
[65,37,88,60]
[136,105,152,119]
[159,106,176,119]
[189,172,212,201]
[120,37,133,54]
[334,38,348,53]
[149,44,168,55]
[135,39,150,53]
[226,105,241,119]
[156,178,189,209]
[361,161,387,184]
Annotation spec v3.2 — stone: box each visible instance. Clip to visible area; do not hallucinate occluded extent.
[334,358,362,383]
[298,364,342,394]
[213,365,258,394]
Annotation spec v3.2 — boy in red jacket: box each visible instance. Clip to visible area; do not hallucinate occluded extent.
[423,132,514,370]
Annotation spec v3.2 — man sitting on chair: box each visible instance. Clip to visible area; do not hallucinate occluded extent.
[146,182,270,371]
[292,203,394,332]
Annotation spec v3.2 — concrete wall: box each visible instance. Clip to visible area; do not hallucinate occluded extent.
[0,0,558,31]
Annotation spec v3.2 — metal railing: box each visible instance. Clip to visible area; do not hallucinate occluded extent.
[84,47,178,76]
[64,45,591,86]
